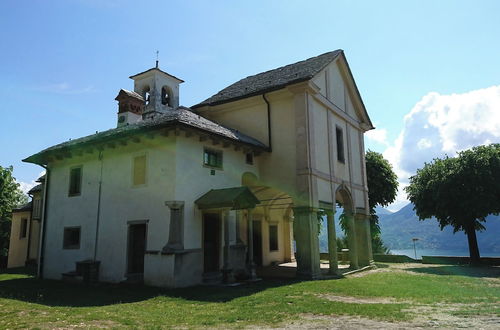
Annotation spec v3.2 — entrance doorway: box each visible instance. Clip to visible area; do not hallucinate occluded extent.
[203,213,221,273]
[127,223,147,274]
[252,220,263,266]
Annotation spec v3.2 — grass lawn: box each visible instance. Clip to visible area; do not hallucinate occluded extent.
[0,263,498,328]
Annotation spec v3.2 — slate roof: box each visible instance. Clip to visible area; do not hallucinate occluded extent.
[28,184,43,194]
[12,201,32,213]
[23,107,267,165]
[129,67,184,83]
[116,89,144,101]
[192,50,343,108]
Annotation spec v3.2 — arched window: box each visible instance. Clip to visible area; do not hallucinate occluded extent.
[143,86,151,105]
[161,86,172,106]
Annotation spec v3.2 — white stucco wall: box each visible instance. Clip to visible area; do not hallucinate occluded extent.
[43,136,176,282]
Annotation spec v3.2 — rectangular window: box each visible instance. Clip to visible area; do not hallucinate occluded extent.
[68,166,82,196]
[20,218,28,239]
[336,127,345,163]
[203,148,223,169]
[246,152,254,165]
[269,224,278,251]
[133,155,147,186]
[63,227,81,249]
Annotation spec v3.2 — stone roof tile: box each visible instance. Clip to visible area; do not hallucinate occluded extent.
[192,50,342,108]
[23,108,266,165]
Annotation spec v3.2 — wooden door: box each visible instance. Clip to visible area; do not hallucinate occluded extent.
[203,213,221,273]
[127,224,146,274]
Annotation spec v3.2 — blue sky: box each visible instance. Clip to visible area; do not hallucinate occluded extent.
[1,1,499,210]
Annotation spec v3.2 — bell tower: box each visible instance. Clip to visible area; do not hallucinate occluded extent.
[129,62,184,120]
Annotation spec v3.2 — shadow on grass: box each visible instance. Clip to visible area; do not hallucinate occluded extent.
[405,265,500,278]
[0,273,299,307]
[374,263,390,269]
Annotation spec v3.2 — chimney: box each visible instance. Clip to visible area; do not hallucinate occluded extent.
[115,89,145,127]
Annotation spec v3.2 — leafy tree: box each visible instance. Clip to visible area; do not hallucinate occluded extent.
[0,166,27,257]
[365,151,398,253]
[405,144,500,264]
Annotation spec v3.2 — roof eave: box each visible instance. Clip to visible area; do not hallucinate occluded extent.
[23,121,268,166]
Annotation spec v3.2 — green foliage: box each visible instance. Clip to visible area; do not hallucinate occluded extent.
[405,144,500,262]
[365,151,398,251]
[336,235,349,251]
[0,166,27,257]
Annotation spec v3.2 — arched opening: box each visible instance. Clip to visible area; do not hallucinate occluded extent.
[142,86,151,106]
[335,185,358,269]
[161,85,173,107]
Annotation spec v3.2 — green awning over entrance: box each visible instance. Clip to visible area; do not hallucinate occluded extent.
[195,187,260,210]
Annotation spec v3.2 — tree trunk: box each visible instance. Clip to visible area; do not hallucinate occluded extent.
[465,223,481,265]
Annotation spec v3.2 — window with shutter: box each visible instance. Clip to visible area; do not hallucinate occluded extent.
[133,155,147,186]
[68,166,82,196]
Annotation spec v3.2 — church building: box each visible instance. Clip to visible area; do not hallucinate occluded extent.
[24,50,375,287]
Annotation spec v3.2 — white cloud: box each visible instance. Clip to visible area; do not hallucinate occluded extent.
[365,128,388,146]
[17,180,37,195]
[383,85,500,211]
[16,171,45,195]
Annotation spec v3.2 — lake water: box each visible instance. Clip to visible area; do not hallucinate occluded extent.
[390,249,500,259]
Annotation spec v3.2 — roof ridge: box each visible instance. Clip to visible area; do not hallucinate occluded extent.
[239,50,342,81]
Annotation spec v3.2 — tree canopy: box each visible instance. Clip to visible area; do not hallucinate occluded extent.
[365,150,398,253]
[336,151,398,253]
[0,166,27,257]
[405,144,500,263]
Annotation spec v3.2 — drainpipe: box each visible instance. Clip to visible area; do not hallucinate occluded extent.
[37,165,49,278]
[262,94,272,152]
[93,150,104,261]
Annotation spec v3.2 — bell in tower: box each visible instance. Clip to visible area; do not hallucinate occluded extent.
[129,62,184,120]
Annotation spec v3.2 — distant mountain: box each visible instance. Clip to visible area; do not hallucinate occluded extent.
[317,204,499,255]
[378,203,500,254]
[375,206,393,216]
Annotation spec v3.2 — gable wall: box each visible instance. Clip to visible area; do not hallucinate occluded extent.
[309,61,369,210]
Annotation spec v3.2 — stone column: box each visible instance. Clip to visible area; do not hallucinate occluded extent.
[282,213,293,262]
[246,208,257,279]
[355,213,373,267]
[326,209,338,275]
[293,206,321,279]
[235,210,243,244]
[346,211,359,269]
[355,214,367,267]
[163,201,184,253]
[222,209,235,283]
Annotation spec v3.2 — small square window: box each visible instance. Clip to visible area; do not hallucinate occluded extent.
[19,218,28,239]
[336,127,345,163]
[68,166,82,196]
[63,227,81,249]
[246,152,254,165]
[133,155,147,186]
[269,224,278,251]
[203,148,223,169]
